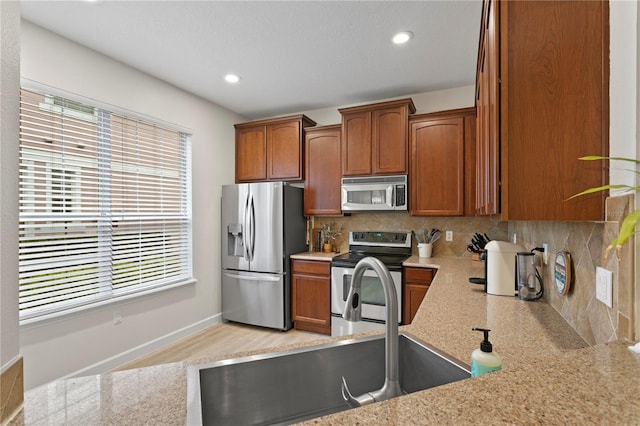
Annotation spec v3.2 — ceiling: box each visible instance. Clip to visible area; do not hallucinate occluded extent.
[20,0,482,120]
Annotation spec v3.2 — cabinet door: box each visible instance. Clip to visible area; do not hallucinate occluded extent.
[291,260,331,335]
[304,126,342,215]
[463,115,478,216]
[341,111,372,176]
[501,0,608,221]
[235,125,266,182]
[373,106,408,175]
[485,0,499,215]
[267,120,302,180]
[403,284,428,325]
[476,0,499,216]
[410,117,464,216]
[402,267,435,324]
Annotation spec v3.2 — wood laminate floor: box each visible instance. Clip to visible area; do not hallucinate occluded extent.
[114,322,328,371]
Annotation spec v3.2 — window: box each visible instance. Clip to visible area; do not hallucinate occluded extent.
[18,88,193,321]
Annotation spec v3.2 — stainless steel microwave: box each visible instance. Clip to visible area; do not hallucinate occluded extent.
[341,175,407,212]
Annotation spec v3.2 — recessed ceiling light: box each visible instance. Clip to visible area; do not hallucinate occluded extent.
[392,31,414,45]
[224,74,241,84]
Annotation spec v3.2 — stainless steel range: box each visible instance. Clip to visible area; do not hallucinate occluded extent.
[330,231,411,336]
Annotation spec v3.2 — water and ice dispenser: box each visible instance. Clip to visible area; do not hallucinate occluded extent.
[227,224,244,257]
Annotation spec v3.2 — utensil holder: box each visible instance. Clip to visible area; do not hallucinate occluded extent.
[418,243,432,258]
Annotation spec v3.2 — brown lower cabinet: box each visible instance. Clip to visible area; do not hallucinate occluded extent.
[403,267,436,324]
[291,259,331,335]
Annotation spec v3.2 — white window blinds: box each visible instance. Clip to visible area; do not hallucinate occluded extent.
[18,88,193,321]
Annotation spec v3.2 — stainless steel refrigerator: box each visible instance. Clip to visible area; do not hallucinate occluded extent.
[221,182,307,330]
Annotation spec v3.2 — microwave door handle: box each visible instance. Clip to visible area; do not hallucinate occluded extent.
[387,185,394,207]
[346,184,389,192]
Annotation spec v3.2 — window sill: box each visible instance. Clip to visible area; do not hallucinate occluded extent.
[19,278,197,328]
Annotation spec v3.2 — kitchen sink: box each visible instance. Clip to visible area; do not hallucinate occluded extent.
[186,333,470,425]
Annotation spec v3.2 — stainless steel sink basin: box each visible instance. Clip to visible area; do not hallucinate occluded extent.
[186,333,470,426]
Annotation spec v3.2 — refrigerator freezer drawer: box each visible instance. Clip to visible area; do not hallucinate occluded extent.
[222,271,288,330]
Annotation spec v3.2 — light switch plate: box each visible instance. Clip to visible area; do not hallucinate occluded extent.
[595,267,613,308]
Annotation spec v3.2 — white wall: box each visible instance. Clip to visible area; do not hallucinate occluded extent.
[299,86,474,126]
[609,0,639,340]
[19,21,243,389]
[0,0,20,372]
[610,0,637,189]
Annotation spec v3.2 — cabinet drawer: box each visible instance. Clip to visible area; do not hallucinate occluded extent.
[404,267,436,284]
[291,259,331,276]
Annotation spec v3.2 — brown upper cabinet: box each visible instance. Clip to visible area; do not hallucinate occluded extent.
[304,124,342,216]
[476,0,609,221]
[475,0,499,216]
[409,108,476,216]
[234,114,316,183]
[339,98,416,176]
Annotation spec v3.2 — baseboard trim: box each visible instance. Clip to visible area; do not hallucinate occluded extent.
[64,314,222,379]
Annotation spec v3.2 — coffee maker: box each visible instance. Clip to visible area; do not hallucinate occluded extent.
[484,241,525,296]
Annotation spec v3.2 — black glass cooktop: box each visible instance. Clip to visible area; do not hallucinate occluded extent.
[331,231,412,270]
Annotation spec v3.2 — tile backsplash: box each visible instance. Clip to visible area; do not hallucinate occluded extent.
[314,213,508,258]
[315,194,635,346]
[509,195,635,346]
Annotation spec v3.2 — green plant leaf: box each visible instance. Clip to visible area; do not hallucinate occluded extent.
[579,155,640,165]
[567,184,634,200]
[575,155,638,260]
[603,210,640,262]
[615,209,640,247]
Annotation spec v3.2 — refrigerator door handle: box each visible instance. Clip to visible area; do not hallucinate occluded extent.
[223,272,281,282]
[249,193,256,261]
[243,192,250,261]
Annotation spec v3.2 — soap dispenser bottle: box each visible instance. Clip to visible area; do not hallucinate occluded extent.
[471,328,502,377]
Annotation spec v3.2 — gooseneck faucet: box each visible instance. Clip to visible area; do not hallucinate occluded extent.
[340,257,401,408]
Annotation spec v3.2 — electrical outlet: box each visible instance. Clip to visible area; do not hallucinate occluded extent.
[542,243,549,265]
[445,230,453,241]
[595,267,613,308]
[113,311,123,325]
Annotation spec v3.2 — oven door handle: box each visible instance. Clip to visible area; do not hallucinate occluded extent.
[331,265,403,323]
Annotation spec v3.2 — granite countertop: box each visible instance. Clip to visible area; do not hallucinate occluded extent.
[290,251,340,262]
[11,257,640,425]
